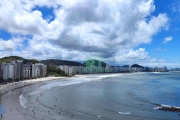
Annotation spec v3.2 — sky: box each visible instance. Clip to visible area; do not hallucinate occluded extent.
[0,0,180,68]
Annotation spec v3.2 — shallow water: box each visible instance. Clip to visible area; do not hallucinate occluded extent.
[2,72,180,119]
[0,105,5,114]
[24,72,179,120]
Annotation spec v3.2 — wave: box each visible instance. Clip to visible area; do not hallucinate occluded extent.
[118,112,131,115]
[154,104,180,112]
[31,73,149,96]
[151,72,168,74]
[19,94,27,108]
[30,74,123,96]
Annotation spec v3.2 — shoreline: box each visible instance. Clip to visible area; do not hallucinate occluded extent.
[0,71,169,91]
[0,77,65,93]
[0,74,98,120]
[0,76,67,119]
[0,73,122,119]
[0,71,168,99]
[0,72,172,119]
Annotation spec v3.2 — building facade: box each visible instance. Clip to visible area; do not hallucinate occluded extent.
[0,60,47,81]
[32,63,47,78]
[23,63,32,78]
[0,69,3,79]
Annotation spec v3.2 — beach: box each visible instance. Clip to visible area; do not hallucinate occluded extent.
[0,72,180,120]
[0,74,126,120]
[0,76,66,120]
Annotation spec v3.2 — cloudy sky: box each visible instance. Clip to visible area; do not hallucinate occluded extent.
[0,0,180,67]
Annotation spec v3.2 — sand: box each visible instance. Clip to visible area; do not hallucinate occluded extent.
[0,77,65,120]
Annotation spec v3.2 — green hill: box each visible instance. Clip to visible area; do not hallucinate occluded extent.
[0,56,39,64]
[41,59,83,66]
[131,64,144,68]
[0,56,83,66]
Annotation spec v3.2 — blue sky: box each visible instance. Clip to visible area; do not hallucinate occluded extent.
[0,0,180,68]
[139,0,180,64]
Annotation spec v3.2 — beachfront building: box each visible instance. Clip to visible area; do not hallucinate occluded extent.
[154,66,168,72]
[32,63,47,78]
[0,69,3,79]
[59,65,75,76]
[23,63,32,78]
[172,68,180,71]
[0,60,47,81]
[1,62,6,69]
[11,60,24,79]
[59,65,69,74]
[69,67,73,76]
[120,65,130,72]
[59,64,169,75]
[59,64,131,75]
[3,63,15,80]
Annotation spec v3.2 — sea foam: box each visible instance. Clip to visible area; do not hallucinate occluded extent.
[19,94,27,108]
[118,112,131,115]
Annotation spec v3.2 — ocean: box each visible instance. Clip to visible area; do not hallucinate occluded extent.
[1,72,180,119]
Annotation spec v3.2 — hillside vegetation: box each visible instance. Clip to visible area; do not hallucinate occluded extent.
[0,56,39,64]
[41,59,83,66]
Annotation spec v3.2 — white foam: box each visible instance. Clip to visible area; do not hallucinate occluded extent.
[151,72,167,74]
[118,112,131,115]
[154,104,180,110]
[30,74,123,95]
[19,94,27,108]
[161,104,180,109]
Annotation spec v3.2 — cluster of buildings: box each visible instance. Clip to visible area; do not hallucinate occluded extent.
[0,60,47,81]
[59,64,168,76]
[152,66,168,72]
[171,68,180,71]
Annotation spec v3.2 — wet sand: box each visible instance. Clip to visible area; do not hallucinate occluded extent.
[0,74,120,120]
[0,77,65,120]
[2,73,179,120]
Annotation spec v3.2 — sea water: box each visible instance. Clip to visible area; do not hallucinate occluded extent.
[21,72,180,119]
[0,105,5,114]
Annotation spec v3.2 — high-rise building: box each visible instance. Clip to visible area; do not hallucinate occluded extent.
[0,69,3,79]
[3,64,8,80]
[0,60,47,81]
[23,63,32,78]
[32,63,47,78]
[16,60,23,79]
[3,63,15,80]
[1,62,6,69]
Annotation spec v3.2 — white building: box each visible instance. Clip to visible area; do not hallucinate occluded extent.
[23,63,32,78]
[32,63,47,78]
[59,65,77,76]
[3,63,15,80]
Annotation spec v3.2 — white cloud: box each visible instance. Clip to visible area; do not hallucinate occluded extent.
[163,36,173,44]
[109,48,151,64]
[0,37,24,51]
[0,0,171,66]
[153,48,167,52]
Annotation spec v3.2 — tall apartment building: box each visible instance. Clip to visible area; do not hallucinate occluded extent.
[59,65,69,75]
[10,60,23,79]
[17,60,23,79]
[23,63,32,78]
[59,65,76,76]
[32,63,47,78]
[0,60,47,81]
[0,69,3,79]
[3,63,15,80]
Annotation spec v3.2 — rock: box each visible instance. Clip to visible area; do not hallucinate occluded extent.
[158,106,180,112]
